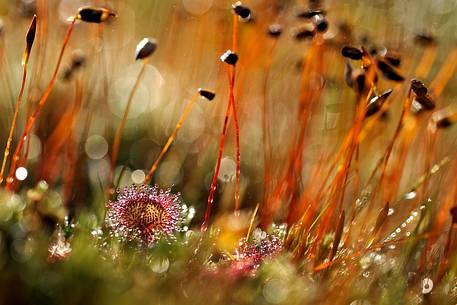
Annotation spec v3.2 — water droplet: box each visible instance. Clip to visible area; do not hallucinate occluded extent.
[182,0,213,15]
[131,169,145,184]
[15,167,28,181]
[404,191,417,199]
[85,135,108,160]
[263,278,289,304]
[359,255,372,269]
[373,254,385,265]
[422,278,433,294]
[217,157,236,183]
[431,164,439,173]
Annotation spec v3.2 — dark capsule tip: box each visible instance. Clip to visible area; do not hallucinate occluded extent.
[291,25,315,41]
[62,66,73,81]
[436,117,452,129]
[26,14,37,45]
[267,24,282,38]
[384,52,401,67]
[198,88,216,101]
[135,38,157,61]
[341,46,363,60]
[365,89,393,117]
[22,14,37,66]
[379,88,393,99]
[450,206,457,224]
[232,2,251,19]
[377,60,405,82]
[313,14,328,33]
[71,49,86,68]
[433,108,457,128]
[365,100,381,117]
[220,50,238,65]
[76,6,116,23]
[414,32,436,47]
[410,79,428,96]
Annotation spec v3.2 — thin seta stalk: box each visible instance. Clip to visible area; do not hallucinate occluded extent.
[143,89,215,185]
[0,15,36,185]
[110,38,157,183]
[110,62,147,172]
[202,9,243,231]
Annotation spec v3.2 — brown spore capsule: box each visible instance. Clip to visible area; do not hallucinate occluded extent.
[62,66,73,81]
[414,32,436,47]
[71,49,86,69]
[232,2,251,19]
[411,79,428,96]
[76,6,117,23]
[267,24,282,38]
[220,50,238,65]
[377,59,404,82]
[365,89,393,117]
[432,108,457,129]
[198,89,216,101]
[135,38,158,61]
[450,206,457,224]
[384,51,401,67]
[22,14,37,66]
[291,25,315,41]
[341,46,363,60]
[312,14,328,33]
[437,117,452,128]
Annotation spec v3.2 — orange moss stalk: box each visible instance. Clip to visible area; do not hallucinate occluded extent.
[202,14,241,230]
[143,93,199,185]
[110,61,148,174]
[111,37,157,182]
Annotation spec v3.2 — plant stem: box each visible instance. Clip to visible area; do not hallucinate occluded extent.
[0,65,27,185]
[110,61,148,177]
[143,93,199,185]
